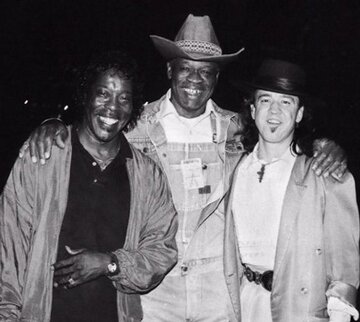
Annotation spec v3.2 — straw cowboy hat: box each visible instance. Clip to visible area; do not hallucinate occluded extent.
[150,14,244,64]
[239,59,308,97]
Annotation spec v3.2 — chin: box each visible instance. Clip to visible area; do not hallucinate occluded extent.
[95,130,118,143]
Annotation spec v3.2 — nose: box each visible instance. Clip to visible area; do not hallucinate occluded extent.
[106,95,119,110]
[269,101,280,113]
[187,69,202,83]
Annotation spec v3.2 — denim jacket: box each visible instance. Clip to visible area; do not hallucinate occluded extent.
[0,126,178,322]
[125,94,246,319]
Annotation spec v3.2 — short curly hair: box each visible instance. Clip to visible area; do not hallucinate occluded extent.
[75,50,144,131]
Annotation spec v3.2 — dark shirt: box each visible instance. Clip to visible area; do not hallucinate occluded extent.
[51,128,132,322]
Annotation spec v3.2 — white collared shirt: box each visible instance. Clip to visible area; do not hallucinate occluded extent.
[232,144,296,271]
[157,90,216,143]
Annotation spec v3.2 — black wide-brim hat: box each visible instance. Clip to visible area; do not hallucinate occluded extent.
[150,14,244,65]
[235,59,308,97]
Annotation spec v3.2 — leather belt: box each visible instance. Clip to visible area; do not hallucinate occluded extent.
[243,264,273,292]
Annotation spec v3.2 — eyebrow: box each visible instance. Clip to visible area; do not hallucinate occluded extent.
[256,93,296,103]
[95,85,133,93]
[280,95,296,103]
[256,94,271,99]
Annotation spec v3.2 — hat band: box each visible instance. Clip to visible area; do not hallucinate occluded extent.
[255,76,305,94]
[175,40,222,56]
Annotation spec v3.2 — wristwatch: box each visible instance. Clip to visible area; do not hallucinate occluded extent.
[106,252,120,276]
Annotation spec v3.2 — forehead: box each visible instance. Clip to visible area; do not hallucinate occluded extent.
[255,89,299,103]
[92,70,132,89]
[173,58,219,70]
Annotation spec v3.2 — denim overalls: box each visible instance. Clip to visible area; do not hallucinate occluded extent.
[126,95,244,321]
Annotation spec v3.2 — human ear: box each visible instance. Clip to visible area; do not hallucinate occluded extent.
[296,106,304,123]
[250,104,256,120]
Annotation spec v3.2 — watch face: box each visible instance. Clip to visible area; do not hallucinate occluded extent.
[108,263,117,274]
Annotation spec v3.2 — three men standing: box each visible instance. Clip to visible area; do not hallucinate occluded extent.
[12,14,350,321]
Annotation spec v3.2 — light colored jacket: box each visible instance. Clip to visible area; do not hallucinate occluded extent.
[224,154,359,321]
[0,127,178,322]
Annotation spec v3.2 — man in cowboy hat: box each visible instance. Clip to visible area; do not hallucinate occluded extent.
[225,58,359,322]
[18,14,348,321]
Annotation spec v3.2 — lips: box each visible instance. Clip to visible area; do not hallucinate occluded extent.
[183,88,202,96]
[267,119,281,125]
[99,116,119,126]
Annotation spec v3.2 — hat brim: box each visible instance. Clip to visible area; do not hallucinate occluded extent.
[231,79,308,97]
[150,35,244,64]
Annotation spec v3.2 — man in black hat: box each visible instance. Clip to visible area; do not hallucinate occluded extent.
[225,59,359,322]
[18,15,348,321]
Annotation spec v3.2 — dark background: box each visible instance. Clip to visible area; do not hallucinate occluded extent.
[0,0,359,309]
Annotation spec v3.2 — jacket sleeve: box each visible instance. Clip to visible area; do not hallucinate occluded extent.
[0,155,36,320]
[324,172,360,307]
[111,159,178,294]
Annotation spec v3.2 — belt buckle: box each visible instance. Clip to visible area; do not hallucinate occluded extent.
[260,270,273,292]
[243,266,273,292]
[244,266,255,282]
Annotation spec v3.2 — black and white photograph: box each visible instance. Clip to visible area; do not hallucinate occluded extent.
[0,1,359,321]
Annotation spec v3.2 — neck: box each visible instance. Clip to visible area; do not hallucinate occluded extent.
[77,124,121,160]
[170,96,206,119]
[257,139,292,162]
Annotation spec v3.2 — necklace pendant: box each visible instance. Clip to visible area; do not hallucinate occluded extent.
[257,164,266,183]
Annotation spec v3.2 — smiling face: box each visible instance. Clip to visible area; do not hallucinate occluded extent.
[251,90,304,148]
[167,58,219,118]
[82,69,133,144]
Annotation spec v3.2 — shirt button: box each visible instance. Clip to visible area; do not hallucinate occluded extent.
[315,248,322,255]
[300,287,308,294]
[202,164,207,170]
[92,162,97,166]
[162,153,167,158]
[93,179,98,183]
[143,147,148,153]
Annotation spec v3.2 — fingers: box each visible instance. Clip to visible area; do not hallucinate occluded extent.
[312,153,347,179]
[37,130,47,165]
[313,153,336,177]
[53,256,76,270]
[65,245,86,255]
[29,131,40,163]
[53,260,84,289]
[56,128,68,149]
[312,152,328,176]
[331,161,347,181]
[19,141,29,159]
[22,128,46,163]
[52,251,109,289]
[18,120,68,163]
[54,273,79,288]
[54,265,76,277]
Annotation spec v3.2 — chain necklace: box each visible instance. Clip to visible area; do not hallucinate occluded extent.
[92,155,117,171]
[90,144,121,171]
